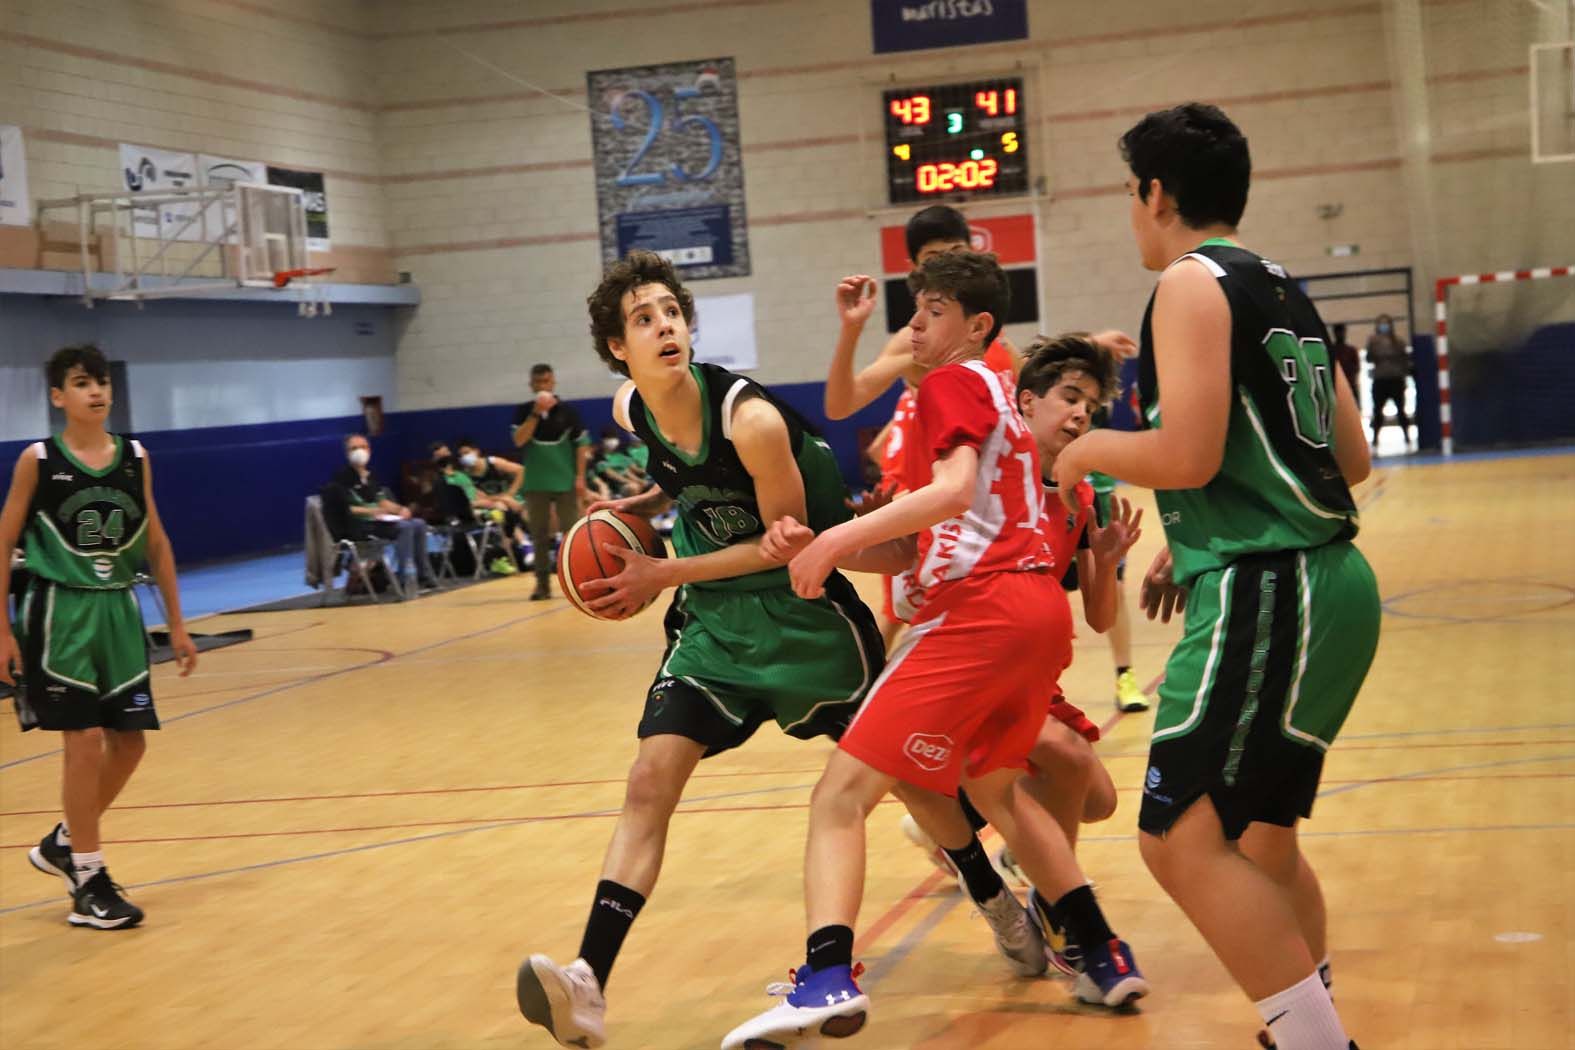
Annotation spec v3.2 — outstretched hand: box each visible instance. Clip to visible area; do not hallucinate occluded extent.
[1088,495,1144,566]
[835,275,878,328]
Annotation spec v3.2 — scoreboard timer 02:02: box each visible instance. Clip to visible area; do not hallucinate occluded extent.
[883,77,1029,205]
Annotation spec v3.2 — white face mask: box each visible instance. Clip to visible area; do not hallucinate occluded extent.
[348,448,370,467]
[602,438,619,452]
[459,452,479,468]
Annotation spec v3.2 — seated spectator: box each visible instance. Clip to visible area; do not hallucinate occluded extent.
[329,434,437,592]
[438,454,521,576]
[589,427,647,499]
[457,439,526,509]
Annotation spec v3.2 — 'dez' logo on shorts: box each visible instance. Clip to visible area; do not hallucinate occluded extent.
[904,732,954,772]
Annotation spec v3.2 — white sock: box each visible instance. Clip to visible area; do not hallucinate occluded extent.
[55,823,71,848]
[71,851,105,882]
[1255,971,1348,1050]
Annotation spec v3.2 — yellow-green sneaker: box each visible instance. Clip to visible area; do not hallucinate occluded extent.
[1115,670,1150,713]
[489,557,519,576]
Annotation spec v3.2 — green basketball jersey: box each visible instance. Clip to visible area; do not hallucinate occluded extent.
[626,363,852,592]
[23,435,150,590]
[1138,239,1358,586]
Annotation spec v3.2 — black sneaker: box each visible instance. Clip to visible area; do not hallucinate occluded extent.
[27,824,76,895]
[69,869,144,930]
[530,580,552,601]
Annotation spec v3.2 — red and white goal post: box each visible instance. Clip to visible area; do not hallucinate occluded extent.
[1434,265,1574,455]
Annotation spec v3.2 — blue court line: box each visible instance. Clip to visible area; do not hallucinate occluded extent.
[0,602,573,773]
[0,779,815,919]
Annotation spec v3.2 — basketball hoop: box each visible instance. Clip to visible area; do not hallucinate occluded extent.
[274,265,336,318]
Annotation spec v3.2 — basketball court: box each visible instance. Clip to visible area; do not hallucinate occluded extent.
[4,453,1571,1050]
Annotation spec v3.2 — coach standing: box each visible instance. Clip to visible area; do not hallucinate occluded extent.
[512,363,591,600]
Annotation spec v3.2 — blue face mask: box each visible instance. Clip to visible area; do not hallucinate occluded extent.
[1377,323,1391,334]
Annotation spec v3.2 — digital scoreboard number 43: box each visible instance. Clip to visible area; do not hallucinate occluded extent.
[883,77,1029,205]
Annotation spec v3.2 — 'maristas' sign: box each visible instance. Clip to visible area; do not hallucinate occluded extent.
[870,0,1028,54]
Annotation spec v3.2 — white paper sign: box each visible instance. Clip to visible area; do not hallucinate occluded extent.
[197,154,266,242]
[0,125,30,226]
[690,293,758,371]
[119,143,201,239]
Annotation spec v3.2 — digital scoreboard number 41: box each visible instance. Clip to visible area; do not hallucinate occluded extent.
[883,77,1029,205]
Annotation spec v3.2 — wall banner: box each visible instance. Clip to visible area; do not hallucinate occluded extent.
[588,57,749,280]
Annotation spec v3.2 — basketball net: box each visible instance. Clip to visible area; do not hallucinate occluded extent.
[273,266,336,318]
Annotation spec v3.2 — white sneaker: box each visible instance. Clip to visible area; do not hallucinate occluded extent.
[898,814,959,884]
[720,963,869,1050]
[516,955,607,1048]
[976,887,1048,977]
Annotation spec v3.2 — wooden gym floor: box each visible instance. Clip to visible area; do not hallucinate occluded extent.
[3,450,1572,1050]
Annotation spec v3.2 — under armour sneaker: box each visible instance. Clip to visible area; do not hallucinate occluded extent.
[516,955,606,1049]
[1114,670,1150,713]
[898,814,959,884]
[28,824,76,895]
[69,869,143,930]
[976,887,1048,977]
[720,962,868,1050]
[1027,887,1082,977]
[1074,937,1148,1007]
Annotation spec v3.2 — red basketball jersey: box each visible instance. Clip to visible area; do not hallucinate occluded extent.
[882,338,1015,496]
[1042,478,1094,577]
[892,359,1053,620]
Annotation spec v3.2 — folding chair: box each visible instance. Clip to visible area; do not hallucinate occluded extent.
[308,492,406,604]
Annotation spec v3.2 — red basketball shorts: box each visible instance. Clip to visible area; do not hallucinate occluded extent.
[839,570,1072,796]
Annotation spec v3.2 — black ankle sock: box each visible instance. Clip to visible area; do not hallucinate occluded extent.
[944,836,1005,905]
[956,789,989,833]
[805,924,854,973]
[1050,884,1115,951]
[1115,665,1131,678]
[577,879,646,990]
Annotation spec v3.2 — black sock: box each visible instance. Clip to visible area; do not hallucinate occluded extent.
[805,924,854,973]
[1115,665,1131,678]
[1050,884,1115,952]
[944,836,1005,905]
[576,879,646,990]
[956,789,989,833]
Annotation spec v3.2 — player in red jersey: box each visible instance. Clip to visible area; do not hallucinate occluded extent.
[721,252,1146,1050]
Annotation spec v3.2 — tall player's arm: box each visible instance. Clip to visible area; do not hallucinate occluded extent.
[0,449,39,683]
[824,276,918,420]
[140,451,198,676]
[1328,367,1370,485]
[1052,260,1231,502]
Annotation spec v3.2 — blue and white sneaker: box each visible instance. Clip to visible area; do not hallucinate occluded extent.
[720,962,869,1050]
[1073,938,1148,1008]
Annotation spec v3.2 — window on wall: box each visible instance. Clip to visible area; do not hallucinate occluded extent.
[47,359,132,436]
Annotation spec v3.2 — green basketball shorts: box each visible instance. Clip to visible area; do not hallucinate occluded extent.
[1139,542,1379,839]
[14,579,159,732]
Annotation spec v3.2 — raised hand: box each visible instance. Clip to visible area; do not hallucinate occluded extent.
[1088,495,1144,566]
[835,275,879,328]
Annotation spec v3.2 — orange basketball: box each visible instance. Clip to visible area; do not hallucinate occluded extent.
[558,510,668,621]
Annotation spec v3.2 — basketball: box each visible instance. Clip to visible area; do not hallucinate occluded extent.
[557,510,667,620]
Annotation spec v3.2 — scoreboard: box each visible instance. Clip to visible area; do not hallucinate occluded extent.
[882,77,1029,205]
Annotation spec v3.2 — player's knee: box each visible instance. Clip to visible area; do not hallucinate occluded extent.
[809,768,878,824]
[1138,829,1178,886]
[61,727,107,761]
[1083,773,1118,824]
[622,758,684,819]
[107,729,147,762]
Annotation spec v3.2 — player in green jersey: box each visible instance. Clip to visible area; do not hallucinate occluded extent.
[513,251,885,1049]
[0,345,197,931]
[1053,105,1376,1050]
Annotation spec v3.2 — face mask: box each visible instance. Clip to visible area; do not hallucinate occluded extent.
[459,452,479,468]
[1377,323,1391,334]
[348,448,370,467]
[602,439,619,452]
